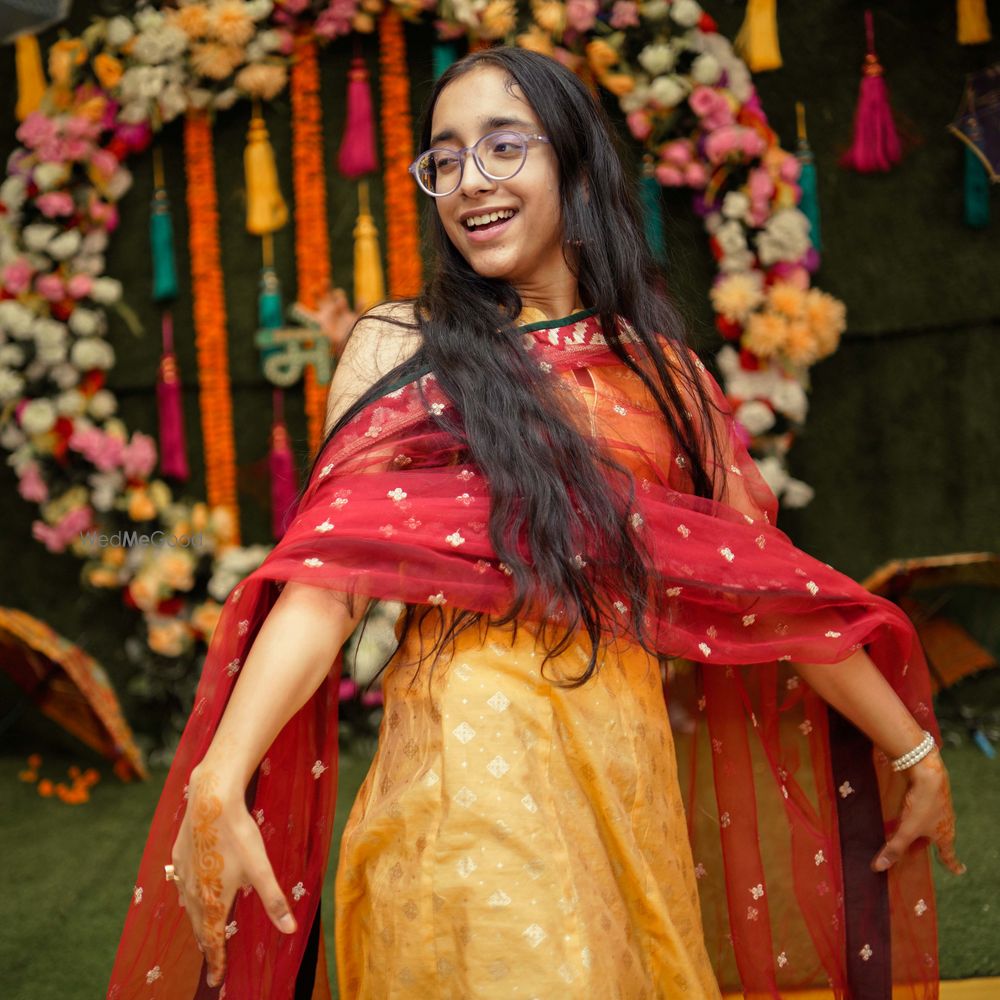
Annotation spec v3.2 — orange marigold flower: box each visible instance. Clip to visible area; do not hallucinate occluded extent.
[27,753,42,769]
[38,779,55,797]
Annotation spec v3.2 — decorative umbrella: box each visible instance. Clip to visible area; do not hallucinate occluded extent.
[1,0,72,44]
[0,606,147,780]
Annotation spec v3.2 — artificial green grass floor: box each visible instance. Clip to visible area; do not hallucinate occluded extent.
[1,725,997,998]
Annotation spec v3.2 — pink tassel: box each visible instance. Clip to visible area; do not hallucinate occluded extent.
[269,389,299,539]
[337,55,378,180]
[156,311,190,481]
[840,10,901,173]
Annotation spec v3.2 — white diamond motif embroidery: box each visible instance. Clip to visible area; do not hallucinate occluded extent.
[487,755,510,778]
[523,923,547,948]
[487,691,510,712]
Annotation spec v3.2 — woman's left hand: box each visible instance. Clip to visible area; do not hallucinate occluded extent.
[169,763,298,988]
[871,748,967,876]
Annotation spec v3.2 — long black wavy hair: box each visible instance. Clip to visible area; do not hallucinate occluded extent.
[296,46,726,690]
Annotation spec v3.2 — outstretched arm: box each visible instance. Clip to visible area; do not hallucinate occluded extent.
[792,648,965,877]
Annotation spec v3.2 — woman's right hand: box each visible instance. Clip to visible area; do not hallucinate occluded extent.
[169,763,298,988]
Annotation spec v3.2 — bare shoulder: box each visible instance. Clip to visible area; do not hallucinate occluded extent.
[323,300,424,433]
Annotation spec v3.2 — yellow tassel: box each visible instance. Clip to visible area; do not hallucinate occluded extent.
[244,107,288,236]
[734,0,783,73]
[957,0,992,44]
[353,180,385,313]
[15,35,47,121]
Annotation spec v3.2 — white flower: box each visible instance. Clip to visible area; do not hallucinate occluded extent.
[49,362,80,389]
[691,53,722,85]
[82,230,109,255]
[781,478,814,508]
[0,343,24,366]
[213,88,241,111]
[0,367,24,404]
[671,0,704,28]
[20,397,57,434]
[754,455,789,496]
[121,66,169,103]
[721,191,751,221]
[0,176,27,211]
[756,209,812,267]
[119,102,150,126]
[133,8,164,33]
[0,421,25,448]
[640,0,670,20]
[638,43,674,76]
[54,389,85,417]
[88,469,123,511]
[187,87,214,111]
[0,302,34,339]
[70,338,115,370]
[735,399,775,436]
[22,224,59,253]
[104,167,133,201]
[132,26,188,65]
[68,308,102,337]
[246,0,275,20]
[105,15,135,46]
[88,388,117,420]
[649,75,687,109]
[714,220,748,257]
[90,277,123,305]
[158,83,189,123]
[770,378,808,423]
[33,162,70,191]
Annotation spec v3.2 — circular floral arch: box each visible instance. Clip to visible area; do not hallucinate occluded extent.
[0,0,845,743]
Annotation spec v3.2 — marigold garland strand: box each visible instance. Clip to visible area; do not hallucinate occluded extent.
[378,9,422,298]
[290,34,332,457]
[183,112,241,543]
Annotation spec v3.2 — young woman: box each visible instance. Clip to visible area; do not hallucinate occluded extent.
[108,48,963,999]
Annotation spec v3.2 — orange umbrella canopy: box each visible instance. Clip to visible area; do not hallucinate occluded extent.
[0,606,146,781]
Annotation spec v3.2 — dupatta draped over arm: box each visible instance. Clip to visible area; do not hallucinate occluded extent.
[108,310,939,1000]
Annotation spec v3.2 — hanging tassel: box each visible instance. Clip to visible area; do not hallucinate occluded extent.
[337,55,378,180]
[963,145,991,228]
[433,42,457,81]
[734,0,782,73]
[639,156,668,268]
[795,102,823,251]
[150,148,179,303]
[353,179,385,313]
[156,311,190,481]
[840,10,901,173]
[957,0,992,44]
[15,35,47,121]
[269,390,298,540]
[244,105,289,236]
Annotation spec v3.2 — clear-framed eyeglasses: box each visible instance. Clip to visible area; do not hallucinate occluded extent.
[408,130,551,198]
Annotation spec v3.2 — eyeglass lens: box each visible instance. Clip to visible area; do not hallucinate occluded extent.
[416,132,529,195]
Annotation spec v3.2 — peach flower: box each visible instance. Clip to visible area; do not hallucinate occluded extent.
[209,1,255,47]
[743,312,788,358]
[235,63,287,100]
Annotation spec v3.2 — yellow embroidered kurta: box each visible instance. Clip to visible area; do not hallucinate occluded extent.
[333,314,722,998]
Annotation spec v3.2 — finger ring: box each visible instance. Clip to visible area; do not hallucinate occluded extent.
[164,864,181,883]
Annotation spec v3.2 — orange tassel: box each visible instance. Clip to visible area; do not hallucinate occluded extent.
[15,35,47,121]
[244,106,289,236]
[734,0,783,73]
[957,0,992,44]
[353,180,385,313]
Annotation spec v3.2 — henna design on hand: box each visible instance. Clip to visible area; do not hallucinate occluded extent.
[192,770,229,986]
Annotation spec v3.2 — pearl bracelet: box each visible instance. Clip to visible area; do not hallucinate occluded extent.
[890,730,936,772]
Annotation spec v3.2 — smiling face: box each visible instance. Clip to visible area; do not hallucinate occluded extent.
[428,65,578,308]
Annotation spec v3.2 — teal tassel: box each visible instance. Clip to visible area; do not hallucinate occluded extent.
[433,42,457,81]
[963,145,990,229]
[150,189,178,303]
[794,102,823,252]
[639,167,667,268]
[258,267,284,331]
[797,154,823,251]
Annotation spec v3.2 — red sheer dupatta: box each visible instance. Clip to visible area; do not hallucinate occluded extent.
[107,310,939,999]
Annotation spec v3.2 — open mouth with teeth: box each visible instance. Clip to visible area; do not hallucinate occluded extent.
[463,208,518,232]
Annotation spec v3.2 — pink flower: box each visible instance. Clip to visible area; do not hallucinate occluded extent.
[609,1,639,28]
[36,191,75,218]
[2,258,34,295]
[566,0,599,32]
[360,688,383,708]
[68,426,125,471]
[114,122,152,154]
[739,129,766,158]
[280,0,309,13]
[704,125,745,164]
[64,115,100,142]
[274,29,295,55]
[15,112,58,150]
[778,153,801,184]
[626,111,652,142]
[35,272,66,302]
[748,166,774,203]
[661,140,692,167]
[315,6,352,39]
[66,273,94,299]
[122,432,157,479]
[17,462,49,504]
[339,677,358,700]
[654,163,685,187]
[59,505,93,538]
[689,86,720,118]
[63,137,92,162]
[684,162,708,188]
[32,519,67,553]
[89,199,119,231]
